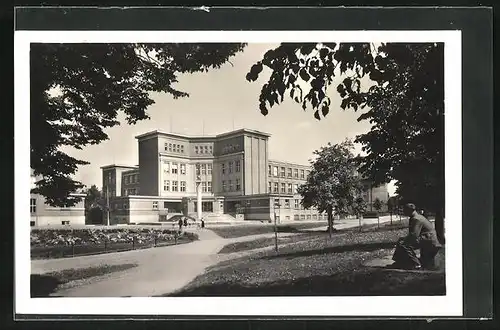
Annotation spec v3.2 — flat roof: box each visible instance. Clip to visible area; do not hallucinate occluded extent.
[135,128,271,141]
[269,159,312,169]
[100,164,139,170]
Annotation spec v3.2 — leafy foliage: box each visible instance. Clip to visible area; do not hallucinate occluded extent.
[248,42,445,241]
[31,43,246,206]
[373,198,384,212]
[298,140,365,232]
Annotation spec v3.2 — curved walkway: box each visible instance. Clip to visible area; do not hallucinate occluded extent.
[32,217,397,297]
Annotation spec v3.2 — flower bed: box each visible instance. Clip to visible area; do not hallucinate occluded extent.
[30,227,198,259]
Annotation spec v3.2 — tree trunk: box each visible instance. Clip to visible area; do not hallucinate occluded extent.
[327,207,334,238]
[434,208,445,244]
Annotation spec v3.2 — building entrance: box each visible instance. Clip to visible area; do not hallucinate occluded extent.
[194,201,214,212]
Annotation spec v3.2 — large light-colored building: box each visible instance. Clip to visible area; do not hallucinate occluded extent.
[30,170,86,227]
[101,128,388,224]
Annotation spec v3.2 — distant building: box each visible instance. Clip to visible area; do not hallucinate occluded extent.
[30,170,85,227]
[101,128,388,224]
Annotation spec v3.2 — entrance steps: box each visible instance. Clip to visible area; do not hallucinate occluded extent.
[188,212,237,223]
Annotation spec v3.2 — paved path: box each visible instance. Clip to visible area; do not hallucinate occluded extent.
[32,217,404,297]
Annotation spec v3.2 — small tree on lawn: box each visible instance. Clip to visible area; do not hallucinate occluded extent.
[352,196,367,231]
[298,140,364,238]
[373,198,383,213]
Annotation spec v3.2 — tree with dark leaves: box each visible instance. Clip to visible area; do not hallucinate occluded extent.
[31,43,246,206]
[298,140,364,238]
[247,42,445,243]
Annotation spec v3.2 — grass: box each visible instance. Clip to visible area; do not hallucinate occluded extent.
[218,220,409,254]
[209,222,328,239]
[169,227,445,296]
[31,263,138,297]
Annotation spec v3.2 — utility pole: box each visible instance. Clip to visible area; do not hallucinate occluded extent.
[274,200,279,252]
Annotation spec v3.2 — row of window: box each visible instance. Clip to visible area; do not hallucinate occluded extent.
[221,179,241,192]
[194,145,213,154]
[273,198,304,209]
[123,174,139,184]
[221,160,241,175]
[269,165,309,179]
[162,162,214,176]
[268,182,301,194]
[165,143,185,154]
[276,214,326,221]
[162,180,213,193]
[124,188,138,196]
[196,163,213,175]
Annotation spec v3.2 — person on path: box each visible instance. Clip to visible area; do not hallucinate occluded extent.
[391,203,441,269]
[178,218,183,231]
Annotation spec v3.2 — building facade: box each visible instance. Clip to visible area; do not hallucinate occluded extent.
[101,129,388,224]
[30,171,85,227]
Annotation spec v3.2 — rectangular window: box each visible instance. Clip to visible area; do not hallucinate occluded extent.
[124,176,129,184]
[153,201,158,209]
[287,168,292,178]
[301,214,306,220]
[221,163,226,175]
[284,199,290,208]
[294,199,300,209]
[176,145,180,153]
[207,164,212,175]
[281,183,286,193]
[300,170,305,179]
[268,182,272,193]
[180,145,184,153]
[307,215,312,220]
[168,143,172,152]
[30,198,36,213]
[195,146,199,154]
[180,181,186,192]
[201,164,207,175]
[207,181,212,192]
[236,179,241,191]
[222,181,227,192]
[294,169,299,178]
[273,166,278,177]
[273,182,279,193]
[288,183,293,194]
[294,184,299,194]
[204,145,208,153]
[229,180,233,191]
[268,165,272,175]
[172,181,178,192]
[228,161,233,174]
[280,167,285,178]
[164,143,168,151]
[163,162,170,173]
[180,163,186,175]
[202,182,207,193]
[163,180,170,191]
[135,174,139,183]
[171,163,178,174]
[235,160,241,172]
[313,214,318,220]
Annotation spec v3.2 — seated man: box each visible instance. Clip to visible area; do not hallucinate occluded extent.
[391,203,442,269]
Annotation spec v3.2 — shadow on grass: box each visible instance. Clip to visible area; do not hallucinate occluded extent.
[170,268,445,297]
[31,274,62,297]
[260,241,396,260]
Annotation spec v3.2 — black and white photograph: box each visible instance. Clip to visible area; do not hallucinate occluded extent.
[15,21,466,317]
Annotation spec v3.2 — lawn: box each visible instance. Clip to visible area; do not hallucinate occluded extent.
[209,222,327,239]
[31,263,138,297]
[169,228,445,296]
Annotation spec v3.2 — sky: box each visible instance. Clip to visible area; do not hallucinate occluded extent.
[63,43,396,195]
